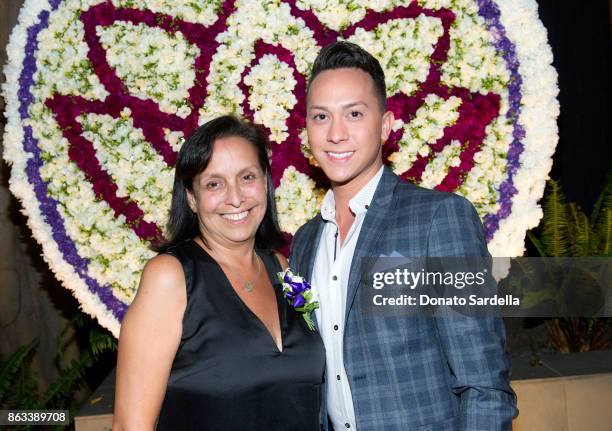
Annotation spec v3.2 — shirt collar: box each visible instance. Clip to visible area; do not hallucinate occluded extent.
[320,165,384,222]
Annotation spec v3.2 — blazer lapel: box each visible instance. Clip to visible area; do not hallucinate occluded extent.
[298,214,324,282]
[345,167,399,326]
[294,214,324,331]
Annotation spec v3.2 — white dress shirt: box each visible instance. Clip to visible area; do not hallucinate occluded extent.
[311,166,384,431]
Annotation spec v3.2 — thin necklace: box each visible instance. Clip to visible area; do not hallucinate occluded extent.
[200,237,261,293]
[222,254,261,293]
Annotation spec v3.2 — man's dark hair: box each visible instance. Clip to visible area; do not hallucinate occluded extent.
[308,41,387,111]
[156,115,285,253]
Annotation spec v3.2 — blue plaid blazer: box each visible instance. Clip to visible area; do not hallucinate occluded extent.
[290,167,517,431]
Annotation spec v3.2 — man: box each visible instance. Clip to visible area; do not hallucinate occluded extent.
[290,41,518,430]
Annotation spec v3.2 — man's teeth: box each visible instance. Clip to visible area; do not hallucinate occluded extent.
[223,210,249,221]
[328,151,354,159]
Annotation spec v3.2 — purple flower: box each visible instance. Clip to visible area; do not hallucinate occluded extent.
[278,269,319,330]
[284,274,310,295]
[293,295,306,308]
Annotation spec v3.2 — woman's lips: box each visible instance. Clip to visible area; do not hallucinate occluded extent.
[221,209,250,222]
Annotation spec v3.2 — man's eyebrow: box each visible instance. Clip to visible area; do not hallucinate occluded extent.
[343,101,368,109]
[308,101,369,110]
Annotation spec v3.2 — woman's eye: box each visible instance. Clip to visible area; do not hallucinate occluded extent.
[243,173,256,181]
[206,181,221,190]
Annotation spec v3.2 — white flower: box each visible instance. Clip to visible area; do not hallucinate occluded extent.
[420,140,463,189]
[275,166,325,234]
[348,14,444,96]
[389,95,462,174]
[244,55,297,143]
[97,21,198,115]
[2,0,559,338]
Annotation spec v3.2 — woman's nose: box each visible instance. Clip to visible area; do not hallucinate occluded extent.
[226,182,245,207]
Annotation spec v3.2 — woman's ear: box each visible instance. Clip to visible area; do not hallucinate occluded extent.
[186,189,197,213]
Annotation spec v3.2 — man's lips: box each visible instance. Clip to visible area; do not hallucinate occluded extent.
[326,150,355,161]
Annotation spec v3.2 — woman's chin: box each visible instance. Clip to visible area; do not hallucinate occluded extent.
[218,221,261,243]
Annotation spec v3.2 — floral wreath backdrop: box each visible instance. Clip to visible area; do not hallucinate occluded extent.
[3,0,558,336]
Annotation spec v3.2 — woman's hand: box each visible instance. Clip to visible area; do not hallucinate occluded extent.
[113,255,186,431]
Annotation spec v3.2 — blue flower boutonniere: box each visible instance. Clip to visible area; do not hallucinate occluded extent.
[278,269,319,331]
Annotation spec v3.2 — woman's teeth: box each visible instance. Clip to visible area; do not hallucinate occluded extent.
[328,151,354,159]
[222,210,249,221]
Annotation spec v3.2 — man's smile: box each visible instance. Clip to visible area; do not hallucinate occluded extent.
[326,151,355,161]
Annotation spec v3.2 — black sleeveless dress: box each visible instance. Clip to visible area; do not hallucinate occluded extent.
[156,240,325,430]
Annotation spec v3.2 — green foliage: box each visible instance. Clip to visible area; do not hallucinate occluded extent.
[88,326,118,358]
[521,288,558,309]
[0,340,38,403]
[567,203,590,255]
[0,312,117,427]
[533,171,612,257]
[540,179,571,256]
[526,171,612,352]
[592,170,612,256]
[38,352,91,410]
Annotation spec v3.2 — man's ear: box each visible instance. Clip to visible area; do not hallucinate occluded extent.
[186,189,197,213]
[381,110,395,144]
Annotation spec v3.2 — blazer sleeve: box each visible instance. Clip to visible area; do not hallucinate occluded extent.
[426,194,518,431]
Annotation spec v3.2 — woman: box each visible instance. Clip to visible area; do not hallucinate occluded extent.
[113,116,325,430]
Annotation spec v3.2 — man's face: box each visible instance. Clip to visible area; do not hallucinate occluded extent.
[306,68,394,191]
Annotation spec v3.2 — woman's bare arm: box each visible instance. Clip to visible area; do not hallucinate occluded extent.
[113,254,186,431]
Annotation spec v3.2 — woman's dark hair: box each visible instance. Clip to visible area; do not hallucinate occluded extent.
[308,41,387,111]
[155,115,286,253]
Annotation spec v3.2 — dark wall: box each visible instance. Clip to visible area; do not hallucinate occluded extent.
[536,0,612,212]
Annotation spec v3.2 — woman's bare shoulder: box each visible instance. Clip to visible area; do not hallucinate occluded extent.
[274,251,289,271]
[127,254,186,316]
[140,254,184,290]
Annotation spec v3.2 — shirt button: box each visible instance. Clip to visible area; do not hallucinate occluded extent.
[332,275,338,281]
[365,204,369,210]
[345,423,351,428]
[333,324,339,331]
[336,374,341,380]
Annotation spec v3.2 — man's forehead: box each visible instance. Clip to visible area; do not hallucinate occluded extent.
[307,68,376,104]
[309,67,373,87]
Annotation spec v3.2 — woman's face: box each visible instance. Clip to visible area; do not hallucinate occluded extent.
[187,136,267,248]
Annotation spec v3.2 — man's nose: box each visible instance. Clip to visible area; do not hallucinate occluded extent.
[327,117,348,144]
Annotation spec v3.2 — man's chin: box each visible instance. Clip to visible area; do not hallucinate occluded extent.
[328,174,357,188]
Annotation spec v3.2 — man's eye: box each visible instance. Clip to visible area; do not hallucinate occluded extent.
[349,111,363,118]
[313,113,327,121]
